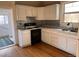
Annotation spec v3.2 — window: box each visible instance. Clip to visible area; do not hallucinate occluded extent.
[64,2,79,23]
[0,15,8,25]
[64,13,79,22]
[65,2,79,13]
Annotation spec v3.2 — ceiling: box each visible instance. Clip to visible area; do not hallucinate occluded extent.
[15,1,60,7]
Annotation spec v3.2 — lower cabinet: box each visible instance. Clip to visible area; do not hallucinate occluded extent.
[66,37,77,55]
[47,31,66,50]
[42,28,77,56]
[18,29,41,47]
[56,35,67,51]
[50,33,59,47]
[42,31,49,43]
[18,30,31,47]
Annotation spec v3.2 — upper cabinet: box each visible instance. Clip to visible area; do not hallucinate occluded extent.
[44,4,60,20]
[32,7,37,17]
[26,6,33,17]
[16,5,37,20]
[16,5,26,20]
[37,7,45,20]
[26,6,37,17]
[16,4,60,20]
[37,4,60,20]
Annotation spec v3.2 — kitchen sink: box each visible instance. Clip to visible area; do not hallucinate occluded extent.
[56,28,78,33]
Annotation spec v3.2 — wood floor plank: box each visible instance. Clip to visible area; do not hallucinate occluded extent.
[0,42,75,57]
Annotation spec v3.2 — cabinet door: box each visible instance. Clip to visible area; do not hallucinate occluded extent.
[37,7,45,20]
[32,7,37,17]
[16,5,26,20]
[50,31,66,51]
[66,37,77,56]
[42,30,54,45]
[22,30,31,46]
[51,32,59,47]
[46,31,52,45]
[44,6,49,20]
[57,34,67,50]
[45,4,59,20]
[76,39,79,57]
[18,30,31,47]
[42,31,49,44]
[49,5,56,20]
[26,6,33,17]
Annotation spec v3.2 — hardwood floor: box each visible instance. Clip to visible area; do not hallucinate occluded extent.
[0,42,75,57]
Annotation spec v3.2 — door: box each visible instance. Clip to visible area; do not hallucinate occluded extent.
[0,9,16,46]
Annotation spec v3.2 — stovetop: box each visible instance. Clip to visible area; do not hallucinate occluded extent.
[18,26,40,30]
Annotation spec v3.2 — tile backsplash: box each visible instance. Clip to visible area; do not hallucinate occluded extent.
[16,20,78,29]
[60,22,79,28]
[35,20,60,28]
[16,20,60,28]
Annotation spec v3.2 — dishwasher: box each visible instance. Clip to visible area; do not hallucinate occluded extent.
[31,29,41,45]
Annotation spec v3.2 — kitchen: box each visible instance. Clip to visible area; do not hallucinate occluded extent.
[0,1,79,57]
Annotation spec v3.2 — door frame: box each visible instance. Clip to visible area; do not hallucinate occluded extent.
[0,8,16,45]
[9,9,16,44]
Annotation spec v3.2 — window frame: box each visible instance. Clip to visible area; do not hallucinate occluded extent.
[64,1,79,23]
[64,1,79,13]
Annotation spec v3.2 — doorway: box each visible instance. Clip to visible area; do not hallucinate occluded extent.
[0,9,15,49]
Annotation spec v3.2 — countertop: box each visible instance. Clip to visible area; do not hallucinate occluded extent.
[18,26,78,37]
[18,27,41,31]
[42,27,78,37]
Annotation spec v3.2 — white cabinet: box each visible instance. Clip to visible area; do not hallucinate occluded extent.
[76,39,79,57]
[66,37,77,55]
[16,5,37,20]
[42,29,58,46]
[16,4,60,20]
[51,32,59,47]
[26,6,37,17]
[42,30,49,43]
[37,7,45,20]
[42,29,66,50]
[32,7,37,17]
[44,4,60,20]
[56,34,67,50]
[26,6,33,17]
[16,5,26,20]
[42,28,77,56]
[37,4,60,20]
[18,30,31,47]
